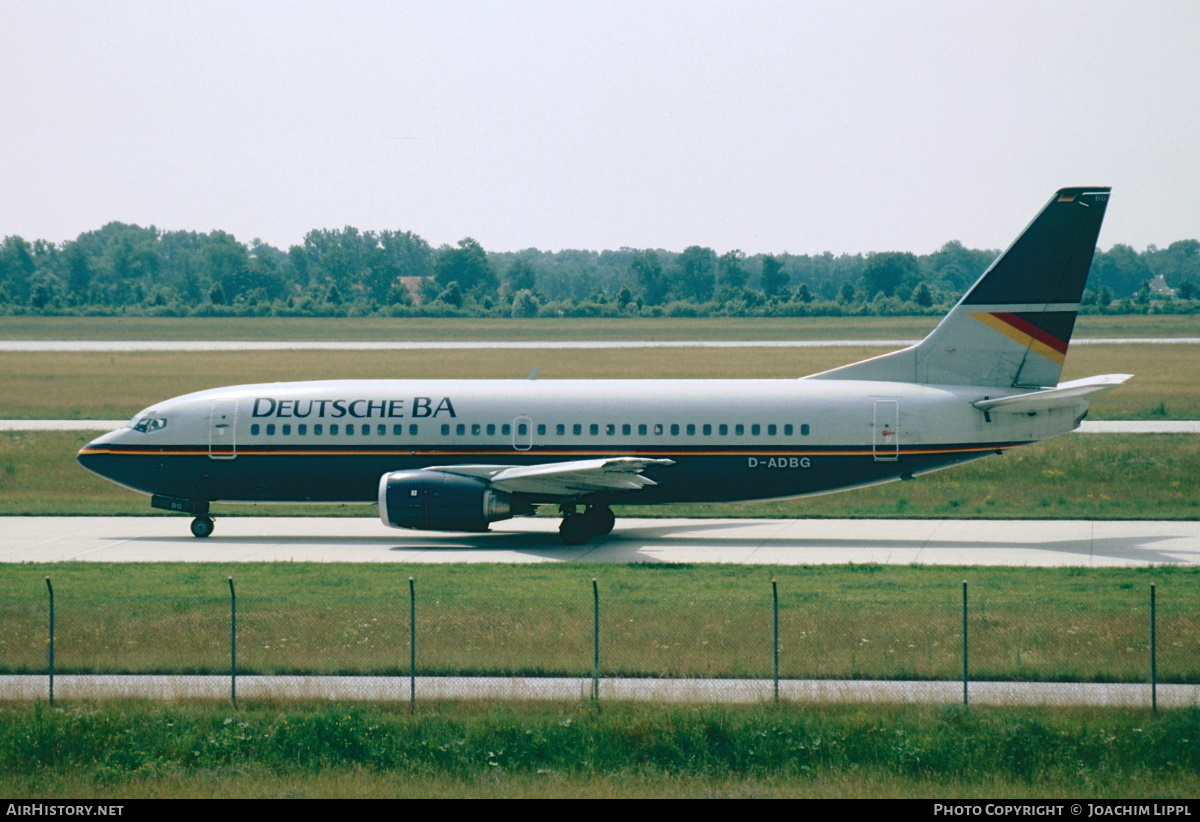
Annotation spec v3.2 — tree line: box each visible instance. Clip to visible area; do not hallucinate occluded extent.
[1,222,1197,318]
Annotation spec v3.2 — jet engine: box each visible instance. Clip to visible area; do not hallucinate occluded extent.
[378,470,514,532]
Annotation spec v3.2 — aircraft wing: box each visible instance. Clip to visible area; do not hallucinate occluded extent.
[426,457,675,496]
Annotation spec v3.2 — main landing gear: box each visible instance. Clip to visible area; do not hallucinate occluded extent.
[558,504,615,545]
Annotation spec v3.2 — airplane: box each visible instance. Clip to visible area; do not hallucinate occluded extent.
[78,187,1129,545]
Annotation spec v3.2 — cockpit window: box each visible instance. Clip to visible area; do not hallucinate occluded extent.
[130,417,168,433]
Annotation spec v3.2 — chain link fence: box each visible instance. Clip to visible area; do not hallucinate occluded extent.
[2,573,1197,708]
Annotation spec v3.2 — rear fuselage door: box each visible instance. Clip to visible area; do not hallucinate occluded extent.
[872,399,899,462]
[208,399,239,459]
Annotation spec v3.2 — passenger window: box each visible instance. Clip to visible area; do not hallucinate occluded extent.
[801,424,810,436]
[537,424,546,436]
[314,424,323,435]
[622,424,632,435]
[718,424,727,436]
[751,424,761,436]
[456,424,466,436]
[393,424,403,435]
[298,424,307,436]
[472,424,481,435]
[502,424,511,436]
[330,424,339,435]
[573,424,582,436]
[251,424,260,436]
[784,424,793,436]
[556,424,565,436]
[638,424,647,436]
[441,424,450,435]
[670,424,679,436]
[686,424,695,436]
[517,423,527,435]
[346,425,354,435]
[378,424,386,436]
[409,424,418,436]
[590,424,599,436]
[653,424,663,435]
[266,424,276,436]
[702,424,712,436]
[282,424,291,435]
[606,424,615,435]
[768,424,777,436]
[488,424,496,436]
[735,424,744,436]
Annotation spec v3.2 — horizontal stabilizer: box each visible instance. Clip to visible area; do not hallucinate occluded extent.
[972,374,1132,414]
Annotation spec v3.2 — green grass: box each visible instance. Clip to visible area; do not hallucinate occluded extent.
[2,313,1197,341]
[1,341,1195,419]
[4,430,1198,520]
[1,702,1197,798]
[3,563,1196,683]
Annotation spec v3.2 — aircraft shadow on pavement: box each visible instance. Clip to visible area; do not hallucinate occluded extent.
[126,518,1195,565]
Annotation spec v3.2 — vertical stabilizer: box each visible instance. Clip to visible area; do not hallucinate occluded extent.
[809,187,1110,388]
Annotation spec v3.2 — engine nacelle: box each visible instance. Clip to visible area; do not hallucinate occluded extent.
[378,470,513,532]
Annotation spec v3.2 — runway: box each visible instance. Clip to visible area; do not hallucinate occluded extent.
[2,515,1197,566]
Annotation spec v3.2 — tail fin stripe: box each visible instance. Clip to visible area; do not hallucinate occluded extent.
[968,313,1068,365]
[989,312,1071,354]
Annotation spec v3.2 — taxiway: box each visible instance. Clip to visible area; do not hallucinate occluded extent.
[2,516,1196,566]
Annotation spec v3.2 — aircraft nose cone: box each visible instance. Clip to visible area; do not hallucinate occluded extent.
[77,430,120,480]
[77,440,105,475]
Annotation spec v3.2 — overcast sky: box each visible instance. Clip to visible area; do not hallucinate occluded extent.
[2,1,1197,256]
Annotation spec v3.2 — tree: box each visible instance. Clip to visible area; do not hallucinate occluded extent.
[674,246,716,302]
[510,288,539,318]
[0,235,37,305]
[202,231,253,303]
[911,281,934,308]
[505,258,538,296]
[862,251,919,299]
[760,255,789,300]
[718,249,748,291]
[629,250,667,305]
[434,238,497,297]
[436,281,463,308]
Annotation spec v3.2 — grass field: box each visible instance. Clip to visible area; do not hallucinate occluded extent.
[3,313,1197,341]
[3,563,1195,683]
[0,342,1195,419]
[2,702,1197,798]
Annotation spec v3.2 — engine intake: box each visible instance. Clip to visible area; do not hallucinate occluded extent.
[378,470,513,532]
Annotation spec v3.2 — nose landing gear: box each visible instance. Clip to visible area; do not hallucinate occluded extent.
[190,516,215,538]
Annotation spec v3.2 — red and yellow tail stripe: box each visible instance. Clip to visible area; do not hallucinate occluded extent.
[968,312,1069,365]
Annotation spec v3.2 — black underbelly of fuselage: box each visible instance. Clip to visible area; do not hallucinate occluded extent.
[78,441,1022,506]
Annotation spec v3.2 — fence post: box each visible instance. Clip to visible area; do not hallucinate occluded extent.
[409,577,416,713]
[45,577,54,707]
[772,579,779,705]
[228,577,237,709]
[961,580,969,707]
[591,578,600,705]
[1150,582,1157,715]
